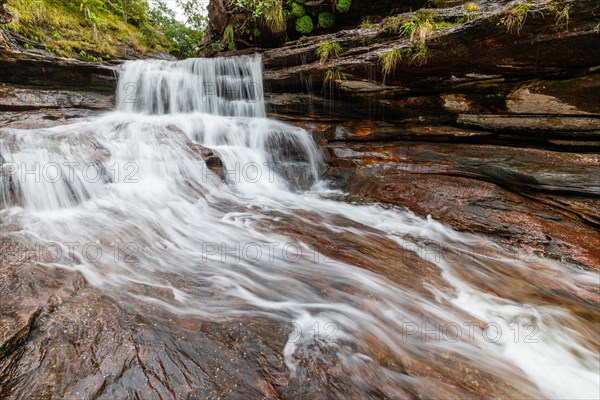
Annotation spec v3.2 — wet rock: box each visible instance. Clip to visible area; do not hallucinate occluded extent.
[189,142,225,180]
[0,108,100,129]
[0,83,115,110]
[325,141,600,270]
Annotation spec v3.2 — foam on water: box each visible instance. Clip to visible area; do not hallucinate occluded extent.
[1,55,598,398]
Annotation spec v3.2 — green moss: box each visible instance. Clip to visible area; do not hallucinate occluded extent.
[464,2,479,12]
[295,15,313,34]
[318,12,335,29]
[290,2,305,18]
[336,0,352,13]
[224,24,236,51]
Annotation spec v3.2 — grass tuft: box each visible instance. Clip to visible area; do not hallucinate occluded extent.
[553,4,570,31]
[501,0,544,35]
[316,40,343,62]
[323,67,347,91]
[379,48,403,81]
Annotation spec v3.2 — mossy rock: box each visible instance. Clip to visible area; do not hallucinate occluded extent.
[290,2,305,18]
[336,0,352,13]
[295,15,314,34]
[318,12,335,28]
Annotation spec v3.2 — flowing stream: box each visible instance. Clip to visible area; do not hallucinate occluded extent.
[1,55,598,399]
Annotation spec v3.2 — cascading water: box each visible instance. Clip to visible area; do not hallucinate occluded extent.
[1,56,598,399]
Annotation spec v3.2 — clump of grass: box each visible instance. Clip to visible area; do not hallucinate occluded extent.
[379,48,403,81]
[388,10,438,43]
[501,0,544,35]
[360,17,374,29]
[405,42,429,66]
[595,20,600,33]
[553,4,570,31]
[316,40,343,62]
[457,3,480,24]
[265,0,287,34]
[323,67,347,91]
[380,9,437,74]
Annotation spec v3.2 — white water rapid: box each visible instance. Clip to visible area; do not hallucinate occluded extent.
[1,55,598,399]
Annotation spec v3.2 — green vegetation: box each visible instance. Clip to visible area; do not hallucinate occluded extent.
[221,0,352,47]
[553,4,569,31]
[379,48,402,81]
[316,40,342,62]
[457,2,480,24]
[234,0,286,34]
[405,41,429,66]
[295,15,314,34]
[379,9,439,73]
[384,10,438,41]
[151,0,205,57]
[318,12,335,29]
[323,67,347,91]
[379,41,429,80]
[595,20,600,33]
[3,0,205,59]
[500,0,544,34]
[290,2,305,18]
[224,24,236,51]
[359,17,374,29]
[464,2,479,12]
[336,0,352,13]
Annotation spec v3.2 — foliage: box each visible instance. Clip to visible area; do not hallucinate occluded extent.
[318,12,335,29]
[379,48,402,81]
[457,11,479,24]
[500,0,544,35]
[316,40,342,62]
[4,0,204,59]
[176,0,207,31]
[359,17,374,29]
[405,41,428,66]
[295,15,313,34]
[336,0,352,13]
[234,0,286,34]
[457,3,479,24]
[323,67,346,91]
[150,0,204,58]
[385,10,437,42]
[224,24,236,51]
[552,4,569,31]
[595,20,600,33]
[290,2,305,18]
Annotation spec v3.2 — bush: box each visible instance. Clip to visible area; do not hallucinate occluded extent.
[290,2,305,18]
[295,15,314,34]
[318,12,335,28]
[336,0,352,13]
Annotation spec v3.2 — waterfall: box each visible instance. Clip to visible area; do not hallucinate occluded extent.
[1,55,598,399]
[116,55,266,117]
